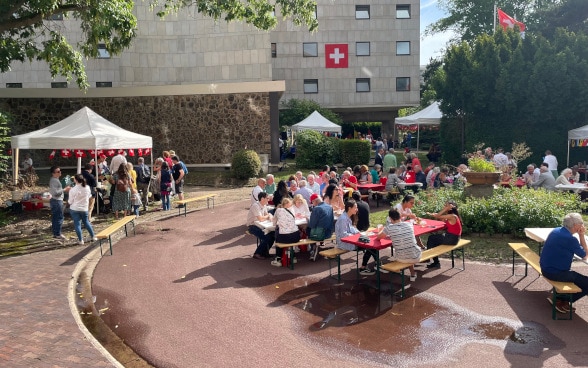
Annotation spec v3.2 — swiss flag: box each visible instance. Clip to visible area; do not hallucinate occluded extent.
[49,150,56,160]
[74,149,86,158]
[107,149,116,157]
[137,148,143,157]
[143,148,151,156]
[88,149,96,157]
[497,8,525,32]
[128,149,135,157]
[61,149,72,158]
[325,44,348,68]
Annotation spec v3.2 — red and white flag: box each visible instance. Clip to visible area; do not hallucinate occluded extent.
[74,149,86,158]
[498,8,525,32]
[325,44,348,68]
[143,148,151,156]
[137,148,143,156]
[49,150,56,160]
[61,149,72,158]
[128,149,135,157]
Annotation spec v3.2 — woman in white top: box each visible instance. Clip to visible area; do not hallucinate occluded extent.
[292,194,310,220]
[68,174,97,245]
[273,198,301,244]
[394,194,417,221]
[555,168,573,186]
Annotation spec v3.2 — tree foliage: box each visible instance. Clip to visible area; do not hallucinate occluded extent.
[0,112,11,180]
[432,28,588,167]
[0,0,318,89]
[279,99,343,128]
[295,130,338,169]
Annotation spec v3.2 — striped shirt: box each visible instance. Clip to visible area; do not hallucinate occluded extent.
[383,222,421,261]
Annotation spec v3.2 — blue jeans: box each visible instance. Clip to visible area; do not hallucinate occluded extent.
[542,269,588,302]
[50,199,64,236]
[70,209,95,241]
[248,225,275,256]
[162,194,170,211]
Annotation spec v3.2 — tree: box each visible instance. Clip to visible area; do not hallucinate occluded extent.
[0,0,318,89]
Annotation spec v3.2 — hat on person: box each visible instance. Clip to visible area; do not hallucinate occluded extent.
[99,154,107,159]
[310,194,319,202]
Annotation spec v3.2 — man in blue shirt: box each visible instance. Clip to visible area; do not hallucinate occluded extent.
[308,194,335,261]
[540,213,588,313]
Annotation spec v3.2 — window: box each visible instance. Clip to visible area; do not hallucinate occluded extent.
[303,79,318,94]
[396,41,410,55]
[313,5,317,19]
[355,5,370,19]
[356,42,370,56]
[396,5,410,19]
[48,13,63,20]
[51,82,68,88]
[356,78,370,92]
[96,82,113,88]
[271,43,277,58]
[6,83,22,88]
[396,77,410,91]
[97,44,110,59]
[303,43,318,57]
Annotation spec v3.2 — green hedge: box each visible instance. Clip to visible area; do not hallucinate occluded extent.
[231,149,261,179]
[339,139,371,168]
[295,130,338,169]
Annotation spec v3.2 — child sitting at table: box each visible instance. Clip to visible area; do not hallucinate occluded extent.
[377,208,422,281]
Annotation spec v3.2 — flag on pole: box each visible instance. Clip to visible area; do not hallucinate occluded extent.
[497,8,525,32]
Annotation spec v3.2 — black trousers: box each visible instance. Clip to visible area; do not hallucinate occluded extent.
[427,233,459,264]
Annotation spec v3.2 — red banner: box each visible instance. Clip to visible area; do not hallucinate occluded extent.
[325,44,348,68]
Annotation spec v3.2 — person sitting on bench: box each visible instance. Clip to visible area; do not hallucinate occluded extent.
[540,213,588,314]
[426,200,462,269]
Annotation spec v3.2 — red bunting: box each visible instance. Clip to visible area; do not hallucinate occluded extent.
[107,149,116,157]
[137,148,143,156]
[97,149,104,156]
[143,148,151,156]
[49,150,56,159]
[118,149,125,155]
[88,149,96,157]
[128,149,135,157]
[74,149,86,158]
[61,149,72,158]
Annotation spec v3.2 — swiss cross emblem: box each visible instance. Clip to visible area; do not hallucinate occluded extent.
[325,44,348,68]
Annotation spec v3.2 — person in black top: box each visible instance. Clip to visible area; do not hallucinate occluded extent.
[81,163,97,221]
[351,191,370,231]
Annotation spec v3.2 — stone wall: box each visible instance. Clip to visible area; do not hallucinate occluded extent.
[2,93,272,168]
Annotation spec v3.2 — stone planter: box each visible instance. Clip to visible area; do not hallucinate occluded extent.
[462,172,501,185]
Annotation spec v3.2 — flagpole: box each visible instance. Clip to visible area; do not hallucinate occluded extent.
[493,3,497,33]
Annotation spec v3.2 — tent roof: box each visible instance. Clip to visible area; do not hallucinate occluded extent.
[11,106,152,149]
[395,101,442,126]
[292,111,341,133]
[568,124,588,140]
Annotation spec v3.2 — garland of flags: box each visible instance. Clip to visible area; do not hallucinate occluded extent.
[47,148,152,159]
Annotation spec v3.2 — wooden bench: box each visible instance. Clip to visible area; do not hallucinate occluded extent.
[508,242,581,320]
[374,188,400,207]
[176,193,217,216]
[381,239,471,298]
[319,248,350,281]
[275,234,336,270]
[95,215,136,255]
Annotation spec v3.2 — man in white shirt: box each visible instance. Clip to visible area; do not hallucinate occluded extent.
[306,174,321,194]
[523,164,540,184]
[251,178,266,206]
[246,192,275,259]
[109,151,127,174]
[543,150,558,178]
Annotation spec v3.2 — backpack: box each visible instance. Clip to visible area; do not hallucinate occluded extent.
[180,161,188,175]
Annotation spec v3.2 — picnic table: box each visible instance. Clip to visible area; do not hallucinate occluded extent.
[341,219,446,289]
[524,227,588,264]
[555,183,588,193]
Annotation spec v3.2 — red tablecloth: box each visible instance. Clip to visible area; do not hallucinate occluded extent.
[357,183,385,192]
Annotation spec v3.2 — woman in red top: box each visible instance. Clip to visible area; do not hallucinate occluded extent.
[426,200,462,268]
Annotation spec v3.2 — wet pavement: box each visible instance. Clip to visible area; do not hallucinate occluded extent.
[91,199,588,368]
[3,196,588,367]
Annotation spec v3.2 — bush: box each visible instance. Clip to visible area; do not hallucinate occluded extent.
[410,187,583,236]
[295,130,338,169]
[339,139,371,168]
[231,149,261,180]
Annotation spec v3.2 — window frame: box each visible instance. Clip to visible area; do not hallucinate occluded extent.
[96,82,113,88]
[51,82,68,88]
[6,83,22,88]
[302,42,318,57]
[356,42,370,57]
[303,79,319,94]
[396,5,411,19]
[396,41,411,55]
[97,44,110,59]
[396,77,410,91]
[355,5,370,19]
[271,43,277,58]
[356,78,371,93]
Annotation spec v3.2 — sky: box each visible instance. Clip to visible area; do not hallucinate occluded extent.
[420,0,456,65]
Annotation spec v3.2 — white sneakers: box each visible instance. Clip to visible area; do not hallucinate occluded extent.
[270,257,282,267]
[410,274,417,282]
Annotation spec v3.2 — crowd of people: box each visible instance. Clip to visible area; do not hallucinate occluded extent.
[47,149,189,244]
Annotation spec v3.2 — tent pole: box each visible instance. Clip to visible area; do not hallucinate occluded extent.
[567,140,570,167]
[94,151,99,217]
[13,148,19,186]
[416,123,420,153]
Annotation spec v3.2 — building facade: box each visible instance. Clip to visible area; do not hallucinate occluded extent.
[0,1,419,166]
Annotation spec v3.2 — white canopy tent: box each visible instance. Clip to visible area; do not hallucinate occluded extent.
[394,101,442,152]
[11,107,153,212]
[567,124,588,166]
[292,110,342,134]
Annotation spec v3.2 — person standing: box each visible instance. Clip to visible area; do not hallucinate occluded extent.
[383,148,397,175]
[543,150,558,179]
[68,174,97,245]
[540,213,588,314]
[159,161,173,211]
[171,156,186,204]
[109,151,127,175]
[110,163,132,219]
[49,166,71,240]
[135,157,151,211]
[81,163,98,221]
